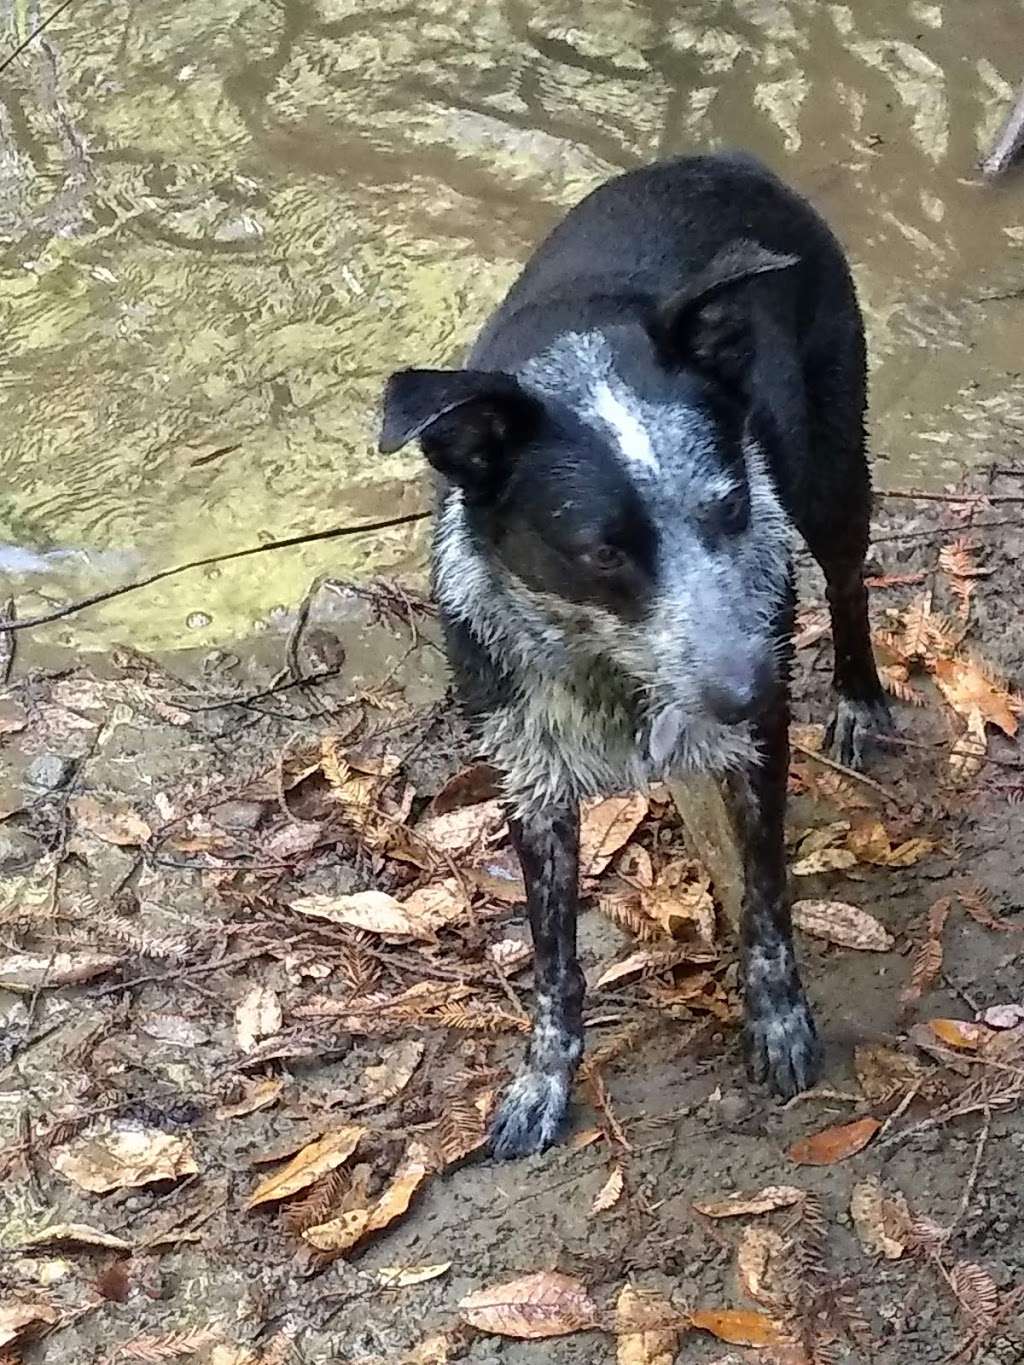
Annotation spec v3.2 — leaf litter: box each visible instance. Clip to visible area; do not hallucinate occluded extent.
[3,469,1024,1362]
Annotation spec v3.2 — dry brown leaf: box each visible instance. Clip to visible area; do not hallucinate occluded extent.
[290,890,435,941]
[439,1089,496,1166]
[928,1018,990,1051]
[378,1262,452,1289]
[595,944,715,989]
[844,819,893,864]
[402,1334,452,1365]
[234,985,282,1054]
[429,763,501,815]
[414,799,505,857]
[580,794,648,877]
[949,1261,1000,1328]
[854,1044,925,1103]
[303,1139,431,1252]
[616,1284,683,1365]
[850,1178,911,1260]
[693,1185,805,1219]
[792,608,830,650]
[247,1127,364,1208]
[360,1040,425,1105]
[13,1222,133,1252]
[113,1329,220,1360]
[70,794,151,845]
[488,937,532,973]
[938,538,991,583]
[884,837,936,868]
[901,897,952,1004]
[932,656,1019,737]
[787,1116,880,1166]
[215,1078,284,1121]
[591,1167,624,1214]
[949,709,987,783]
[690,1307,782,1348]
[52,1125,197,1194]
[467,848,527,903]
[401,878,468,930]
[0,1301,59,1348]
[642,876,716,945]
[790,848,857,877]
[791,900,893,952]
[459,1271,598,1339]
[981,1003,1024,1028]
[262,819,326,860]
[0,950,123,993]
[736,1224,787,1305]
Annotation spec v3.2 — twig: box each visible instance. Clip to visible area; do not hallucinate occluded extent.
[980,82,1024,179]
[791,741,896,802]
[170,665,344,713]
[0,0,81,77]
[0,598,14,683]
[0,510,430,634]
[877,489,1024,505]
[87,947,268,999]
[948,1109,991,1239]
[285,575,332,717]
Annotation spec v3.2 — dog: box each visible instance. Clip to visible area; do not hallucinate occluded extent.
[379,152,890,1158]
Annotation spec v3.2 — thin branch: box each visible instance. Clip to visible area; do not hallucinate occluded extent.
[0,510,430,634]
[980,82,1024,180]
[791,741,896,802]
[0,598,14,684]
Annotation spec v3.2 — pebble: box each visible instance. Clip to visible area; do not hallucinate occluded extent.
[186,611,212,629]
[0,825,42,871]
[25,753,75,792]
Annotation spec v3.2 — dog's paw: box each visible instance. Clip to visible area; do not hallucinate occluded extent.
[744,995,822,1100]
[825,695,892,770]
[489,1068,572,1159]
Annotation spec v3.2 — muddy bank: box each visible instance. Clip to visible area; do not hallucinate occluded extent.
[2,469,1024,1365]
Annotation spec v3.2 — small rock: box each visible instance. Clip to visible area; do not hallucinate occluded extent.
[210,799,265,831]
[25,754,75,792]
[0,825,42,871]
[186,611,212,630]
[715,1089,752,1127]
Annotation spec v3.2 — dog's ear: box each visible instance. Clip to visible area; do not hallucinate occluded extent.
[379,368,541,502]
[648,240,799,394]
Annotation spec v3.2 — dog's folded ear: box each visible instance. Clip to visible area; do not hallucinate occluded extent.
[379,368,541,502]
[648,240,799,395]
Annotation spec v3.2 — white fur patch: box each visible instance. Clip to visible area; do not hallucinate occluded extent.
[592,381,658,472]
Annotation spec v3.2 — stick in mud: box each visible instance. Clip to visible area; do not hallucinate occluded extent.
[980,81,1024,180]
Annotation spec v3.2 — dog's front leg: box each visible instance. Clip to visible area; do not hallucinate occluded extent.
[728,699,822,1099]
[489,799,584,1158]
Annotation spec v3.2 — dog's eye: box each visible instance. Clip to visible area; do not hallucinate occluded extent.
[584,544,628,574]
[717,487,749,535]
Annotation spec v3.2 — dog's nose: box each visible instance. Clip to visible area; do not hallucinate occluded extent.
[702,659,773,725]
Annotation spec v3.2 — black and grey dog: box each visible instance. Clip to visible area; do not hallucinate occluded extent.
[380,152,890,1158]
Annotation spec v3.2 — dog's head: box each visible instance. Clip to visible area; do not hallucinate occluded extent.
[380,242,797,758]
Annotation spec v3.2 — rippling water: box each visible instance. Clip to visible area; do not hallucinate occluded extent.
[0,0,1022,653]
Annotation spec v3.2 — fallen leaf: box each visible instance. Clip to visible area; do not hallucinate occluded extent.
[642,875,716,945]
[459,1271,598,1339]
[792,608,830,650]
[693,1185,805,1219]
[429,763,502,815]
[690,1308,782,1348]
[883,837,936,868]
[13,1222,133,1253]
[616,1284,683,1365]
[360,1040,425,1105]
[401,878,468,930]
[949,709,987,784]
[980,1003,1024,1029]
[0,699,28,734]
[247,1127,364,1208]
[488,938,532,973]
[139,1014,210,1047]
[0,950,123,993]
[850,1178,911,1260]
[0,1300,59,1348]
[928,1018,990,1051]
[70,795,151,845]
[52,1125,197,1194]
[580,794,648,877]
[736,1224,787,1305]
[569,1127,605,1151]
[303,1139,431,1252]
[901,898,952,1003]
[290,890,436,941]
[787,1116,881,1166]
[595,944,715,989]
[234,985,282,1054]
[378,1262,452,1289]
[791,901,894,952]
[414,799,505,857]
[215,1077,284,1120]
[467,848,527,903]
[403,1334,452,1365]
[591,1167,624,1214]
[854,1045,925,1103]
[261,820,325,859]
[932,656,1018,737]
[790,848,857,877]
[844,819,892,864]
